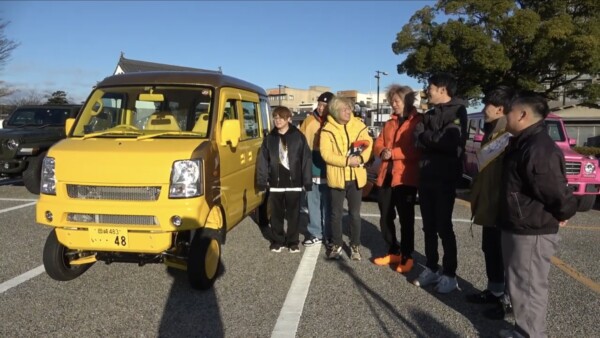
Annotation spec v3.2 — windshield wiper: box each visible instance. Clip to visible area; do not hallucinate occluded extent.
[136,131,204,140]
[82,129,143,139]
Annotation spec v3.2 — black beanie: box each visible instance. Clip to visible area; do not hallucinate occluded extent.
[317,92,334,103]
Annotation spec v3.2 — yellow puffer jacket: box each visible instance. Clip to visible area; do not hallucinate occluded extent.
[320,114,373,189]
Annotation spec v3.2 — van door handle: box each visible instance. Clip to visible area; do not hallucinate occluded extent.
[248,151,253,161]
[240,153,246,164]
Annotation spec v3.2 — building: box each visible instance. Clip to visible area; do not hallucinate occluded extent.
[266,85,331,113]
[113,53,219,75]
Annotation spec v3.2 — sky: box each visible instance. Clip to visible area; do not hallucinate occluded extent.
[1,1,437,104]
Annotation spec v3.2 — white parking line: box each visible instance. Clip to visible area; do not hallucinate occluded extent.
[271,245,320,338]
[0,265,45,294]
[0,201,36,214]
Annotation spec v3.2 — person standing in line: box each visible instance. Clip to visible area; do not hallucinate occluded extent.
[371,85,422,273]
[299,91,334,247]
[412,72,468,293]
[320,96,373,260]
[257,106,313,253]
[497,91,576,338]
[466,86,515,320]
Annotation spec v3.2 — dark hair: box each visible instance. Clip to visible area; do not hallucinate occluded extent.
[272,106,292,119]
[428,72,457,97]
[483,86,515,113]
[510,91,549,118]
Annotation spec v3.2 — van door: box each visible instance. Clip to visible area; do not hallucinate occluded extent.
[217,88,263,229]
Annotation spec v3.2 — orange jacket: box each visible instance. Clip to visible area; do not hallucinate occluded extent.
[373,110,422,188]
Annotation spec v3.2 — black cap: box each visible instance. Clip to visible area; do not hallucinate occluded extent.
[317,92,334,103]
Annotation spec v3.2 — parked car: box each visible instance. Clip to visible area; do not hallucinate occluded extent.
[464,112,600,211]
[36,71,271,290]
[0,104,81,193]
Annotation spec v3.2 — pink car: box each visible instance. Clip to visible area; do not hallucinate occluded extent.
[464,113,600,211]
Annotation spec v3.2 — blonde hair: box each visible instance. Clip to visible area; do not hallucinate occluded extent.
[386,84,415,113]
[328,96,353,121]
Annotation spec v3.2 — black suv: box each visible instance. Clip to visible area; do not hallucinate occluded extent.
[0,104,81,193]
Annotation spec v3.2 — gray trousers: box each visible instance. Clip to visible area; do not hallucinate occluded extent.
[502,231,559,338]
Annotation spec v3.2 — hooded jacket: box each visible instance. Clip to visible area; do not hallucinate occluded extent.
[256,123,312,191]
[470,117,507,226]
[498,120,577,235]
[320,114,372,189]
[415,97,468,187]
[299,110,327,179]
[373,108,422,188]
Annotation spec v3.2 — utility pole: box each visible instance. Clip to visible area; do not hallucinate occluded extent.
[375,71,388,126]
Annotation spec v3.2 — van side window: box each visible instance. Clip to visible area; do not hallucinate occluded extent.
[223,99,237,120]
[241,101,259,139]
[259,99,271,137]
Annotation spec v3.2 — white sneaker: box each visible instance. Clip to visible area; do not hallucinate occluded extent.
[413,267,441,287]
[435,275,458,294]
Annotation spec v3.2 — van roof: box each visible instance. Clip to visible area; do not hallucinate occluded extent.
[97,71,267,96]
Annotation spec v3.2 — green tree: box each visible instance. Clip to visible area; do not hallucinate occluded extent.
[392,0,600,104]
[45,90,70,105]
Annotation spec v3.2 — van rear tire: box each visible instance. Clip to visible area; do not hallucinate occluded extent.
[577,195,596,212]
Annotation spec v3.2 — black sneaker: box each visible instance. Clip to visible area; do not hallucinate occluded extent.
[327,245,342,260]
[302,237,322,247]
[482,297,513,320]
[288,244,300,253]
[269,243,282,253]
[465,290,502,304]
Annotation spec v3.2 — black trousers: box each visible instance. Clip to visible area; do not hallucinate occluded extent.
[330,181,362,247]
[269,190,301,246]
[482,226,505,285]
[418,185,458,277]
[377,180,417,256]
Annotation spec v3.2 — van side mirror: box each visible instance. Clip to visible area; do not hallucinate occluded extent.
[221,119,241,147]
[568,138,576,147]
[65,118,75,135]
[473,133,484,142]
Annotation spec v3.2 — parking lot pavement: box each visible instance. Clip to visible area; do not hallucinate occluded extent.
[0,184,598,337]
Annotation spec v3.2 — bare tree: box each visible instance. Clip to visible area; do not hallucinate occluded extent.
[0,18,19,69]
[7,89,45,106]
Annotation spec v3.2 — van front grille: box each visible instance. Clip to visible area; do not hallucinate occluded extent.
[565,162,581,175]
[67,213,158,225]
[66,185,161,201]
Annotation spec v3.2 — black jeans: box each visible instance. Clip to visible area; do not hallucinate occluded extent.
[377,180,417,256]
[330,181,362,247]
[269,190,301,246]
[482,226,504,286]
[418,185,458,277]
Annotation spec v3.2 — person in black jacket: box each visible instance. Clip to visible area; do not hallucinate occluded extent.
[257,106,312,253]
[412,72,468,294]
[497,91,577,338]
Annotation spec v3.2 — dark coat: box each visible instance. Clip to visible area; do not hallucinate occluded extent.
[499,120,577,235]
[414,98,468,187]
[256,124,312,191]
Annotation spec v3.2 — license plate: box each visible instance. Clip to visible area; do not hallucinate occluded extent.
[89,227,129,248]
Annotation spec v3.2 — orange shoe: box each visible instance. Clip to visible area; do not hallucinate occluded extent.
[373,254,402,266]
[395,257,414,273]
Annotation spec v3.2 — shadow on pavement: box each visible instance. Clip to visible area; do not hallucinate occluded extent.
[158,265,226,337]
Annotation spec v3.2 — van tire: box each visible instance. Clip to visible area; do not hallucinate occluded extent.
[577,195,596,212]
[43,229,93,281]
[23,151,46,194]
[188,234,221,290]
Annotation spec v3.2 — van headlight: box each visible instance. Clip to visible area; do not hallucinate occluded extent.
[41,156,56,195]
[584,162,595,175]
[169,159,203,198]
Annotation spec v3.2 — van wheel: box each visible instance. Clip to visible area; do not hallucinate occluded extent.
[187,234,221,290]
[23,151,46,194]
[577,195,596,212]
[43,229,93,281]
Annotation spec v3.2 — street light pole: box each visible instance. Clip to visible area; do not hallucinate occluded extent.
[375,70,388,125]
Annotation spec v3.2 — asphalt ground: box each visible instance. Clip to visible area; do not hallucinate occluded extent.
[0,179,598,337]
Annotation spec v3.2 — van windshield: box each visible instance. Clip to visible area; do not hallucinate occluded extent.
[545,119,566,142]
[71,86,213,138]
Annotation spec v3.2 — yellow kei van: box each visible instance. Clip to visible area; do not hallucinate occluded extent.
[36,71,271,289]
